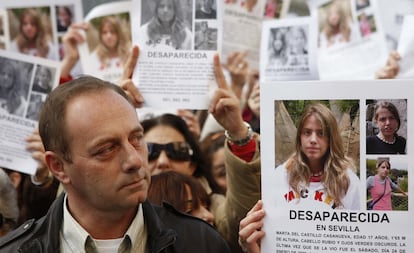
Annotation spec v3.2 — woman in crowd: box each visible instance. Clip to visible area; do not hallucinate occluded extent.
[148,171,214,225]
[91,15,130,81]
[0,61,27,117]
[139,0,192,50]
[10,8,57,60]
[319,0,354,48]
[274,102,360,209]
[366,101,406,154]
[366,158,407,210]
[199,131,227,195]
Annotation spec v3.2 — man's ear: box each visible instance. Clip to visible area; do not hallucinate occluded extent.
[45,151,70,184]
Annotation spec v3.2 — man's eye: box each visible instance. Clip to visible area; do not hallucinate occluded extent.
[130,134,144,148]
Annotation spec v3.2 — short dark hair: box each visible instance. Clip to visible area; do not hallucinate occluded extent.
[38,76,131,162]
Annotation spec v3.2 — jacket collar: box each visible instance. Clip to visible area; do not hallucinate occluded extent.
[17,194,178,253]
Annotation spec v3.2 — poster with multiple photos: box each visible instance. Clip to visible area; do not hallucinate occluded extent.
[260,16,319,82]
[0,50,60,175]
[223,0,291,69]
[308,0,389,80]
[260,79,412,252]
[131,0,223,109]
[0,0,83,61]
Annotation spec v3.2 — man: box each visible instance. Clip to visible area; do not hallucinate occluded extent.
[0,76,230,252]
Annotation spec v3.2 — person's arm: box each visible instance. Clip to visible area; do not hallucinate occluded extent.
[223,51,249,100]
[238,200,265,253]
[209,54,261,252]
[60,22,88,81]
[366,176,374,190]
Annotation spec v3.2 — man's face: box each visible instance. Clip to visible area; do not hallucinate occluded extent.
[63,89,150,212]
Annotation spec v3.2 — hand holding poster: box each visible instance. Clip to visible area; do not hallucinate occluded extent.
[260,79,412,252]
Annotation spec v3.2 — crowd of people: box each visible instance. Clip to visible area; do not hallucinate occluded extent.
[0,0,410,253]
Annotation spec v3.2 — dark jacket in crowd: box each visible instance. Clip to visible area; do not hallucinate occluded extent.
[0,194,231,252]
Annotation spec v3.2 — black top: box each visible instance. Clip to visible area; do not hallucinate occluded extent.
[366,135,406,154]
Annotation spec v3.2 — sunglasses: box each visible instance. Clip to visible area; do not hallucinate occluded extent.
[147,142,193,161]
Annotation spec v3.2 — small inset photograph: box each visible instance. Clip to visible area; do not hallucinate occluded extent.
[366,157,408,211]
[356,0,370,11]
[358,12,376,37]
[194,20,217,50]
[196,0,217,19]
[32,65,55,94]
[264,0,284,19]
[26,93,46,121]
[366,99,407,155]
[55,5,74,33]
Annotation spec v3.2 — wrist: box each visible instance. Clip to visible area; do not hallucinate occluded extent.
[225,122,253,146]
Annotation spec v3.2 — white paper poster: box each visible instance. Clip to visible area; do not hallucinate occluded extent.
[261,79,413,252]
[0,50,60,175]
[131,0,222,109]
[260,16,319,82]
[309,0,388,80]
[0,0,83,61]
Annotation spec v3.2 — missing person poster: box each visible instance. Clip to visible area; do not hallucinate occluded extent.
[308,0,389,80]
[0,0,83,61]
[260,79,412,252]
[261,16,319,82]
[0,50,60,175]
[131,0,222,109]
[77,1,132,83]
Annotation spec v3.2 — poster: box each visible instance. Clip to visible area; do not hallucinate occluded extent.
[0,0,83,61]
[78,1,132,83]
[0,50,60,175]
[260,16,319,82]
[260,79,413,252]
[222,0,291,69]
[308,0,389,80]
[131,0,222,109]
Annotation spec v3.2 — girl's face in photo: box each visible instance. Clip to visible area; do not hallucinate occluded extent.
[289,28,306,53]
[327,4,341,27]
[272,32,284,52]
[300,115,329,166]
[377,162,390,178]
[376,108,398,139]
[157,0,175,24]
[0,65,14,89]
[101,22,118,50]
[22,14,38,40]
[58,7,71,26]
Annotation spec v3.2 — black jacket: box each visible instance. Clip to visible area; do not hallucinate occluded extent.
[0,194,230,252]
